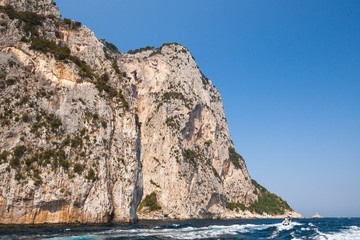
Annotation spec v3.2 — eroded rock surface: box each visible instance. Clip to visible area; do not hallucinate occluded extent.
[0,0,299,224]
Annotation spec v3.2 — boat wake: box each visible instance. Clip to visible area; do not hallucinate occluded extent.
[43,222,304,240]
[305,224,360,240]
[110,222,294,239]
[1,218,359,240]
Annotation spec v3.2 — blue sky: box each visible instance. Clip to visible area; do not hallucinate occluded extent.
[56,0,360,217]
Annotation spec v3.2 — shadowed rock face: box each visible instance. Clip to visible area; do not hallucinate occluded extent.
[182,103,204,141]
[0,0,298,224]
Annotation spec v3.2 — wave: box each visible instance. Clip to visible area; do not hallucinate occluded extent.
[268,222,303,239]
[2,219,353,240]
[39,222,305,240]
[312,225,360,240]
[103,222,303,239]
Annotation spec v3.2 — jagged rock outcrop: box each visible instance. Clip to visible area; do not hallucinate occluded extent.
[0,0,60,17]
[0,1,299,224]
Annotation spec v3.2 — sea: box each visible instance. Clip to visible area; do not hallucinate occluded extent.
[0,218,359,240]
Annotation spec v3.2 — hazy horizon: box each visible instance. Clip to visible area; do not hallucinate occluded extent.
[56,0,360,218]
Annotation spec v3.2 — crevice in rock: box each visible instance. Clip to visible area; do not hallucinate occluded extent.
[206,193,226,211]
[129,112,143,221]
[181,103,203,141]
[105,106,116,222]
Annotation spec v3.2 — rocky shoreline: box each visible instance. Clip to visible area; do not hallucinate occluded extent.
[0,213,304,228]
[139,210,302,221]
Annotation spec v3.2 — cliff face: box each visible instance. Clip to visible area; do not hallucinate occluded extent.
[0,2,142,224]
[0,1,298,224]
[121,45,258,219]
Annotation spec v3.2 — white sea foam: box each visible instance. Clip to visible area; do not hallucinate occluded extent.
[39,222,360,240]
[95,222,304,239]
[268,222,303,239]
[312,225,360,240]
[105,223,285,239]
[290,230,304,240]
[301,227,312,231]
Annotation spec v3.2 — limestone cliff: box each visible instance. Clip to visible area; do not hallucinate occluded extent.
[121,44,258,219]
[0,1,300,224]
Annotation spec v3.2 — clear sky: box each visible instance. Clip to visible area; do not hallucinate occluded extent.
[56,0,360,218]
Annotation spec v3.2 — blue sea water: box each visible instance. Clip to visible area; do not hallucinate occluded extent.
[0,218,359,240]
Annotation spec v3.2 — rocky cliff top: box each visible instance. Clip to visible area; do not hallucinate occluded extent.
[0,0,60,17]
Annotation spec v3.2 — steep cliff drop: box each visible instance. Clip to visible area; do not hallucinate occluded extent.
[0,0,301,224]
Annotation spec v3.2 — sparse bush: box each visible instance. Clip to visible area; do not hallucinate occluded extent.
[0,151,10,163]
[58,151,69,169]
[226,201,246,211]
[149,50,161,57]
[138,192,161,212]
[60,135,71,148]
[182,149,198,167]
[49,115,62,131]
[150,179,161,188]
[71,136,82,148]
[18,95,30,106]
[117,158,125,165]
[86,168,97,182]
[74,21,81,28]
[228,147,243,169]
[204,140,212,147]
[112,61,121,74]
[80,128,86,136]
[162,91,191,108]
[73,163,84,174]
[10,157,20,167]
[163,91,185,101]
[63,18,81,29]
[101,120,107,129]
[6,78,16,86]
[13,145,27,158]
[63,18,72,26]
[127,46,154,54]
[165,116,180,129]
[25,157,33,167]
[34,178,42,186]
[211,166,221,180]
[78,98,86,105]
[95,73,118,98]
[104,41,119,53]
[15,172,25,181]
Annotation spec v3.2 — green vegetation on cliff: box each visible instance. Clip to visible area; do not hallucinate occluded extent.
[228,147,244,169]
[138,192,162,212]
[0,5,44,38]
[226,180,293,215]
[226,201,246,212]
[1,5,130,109]
[127,46,154,54]
[249,180,293,215]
